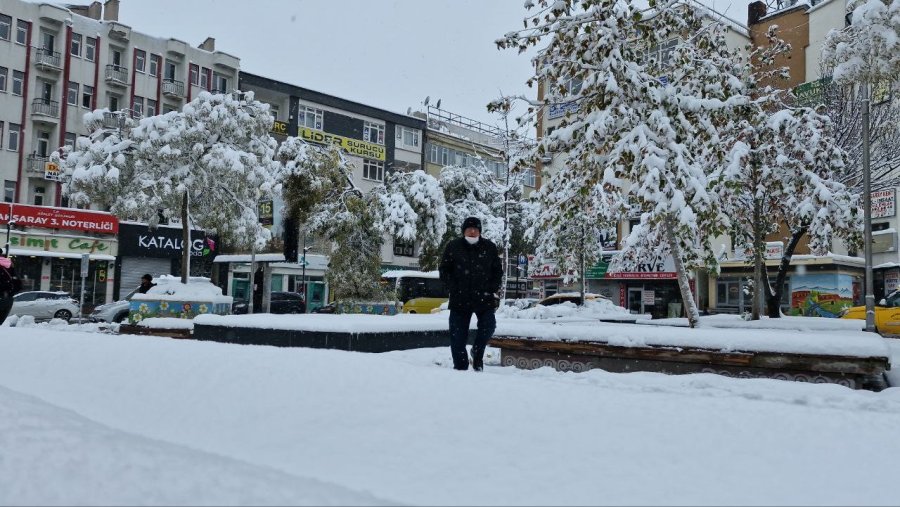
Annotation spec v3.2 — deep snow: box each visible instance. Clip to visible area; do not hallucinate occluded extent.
[1,324,900,505]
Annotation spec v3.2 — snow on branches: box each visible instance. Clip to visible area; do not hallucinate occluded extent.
[823,0,900,85]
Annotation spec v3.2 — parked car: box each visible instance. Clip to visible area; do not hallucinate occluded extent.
[10,291,79,322]
[312,303,337,314]
[90,288,138,323]
[841,290,900,334]
[537,292,609,307]
[231,292,307,314]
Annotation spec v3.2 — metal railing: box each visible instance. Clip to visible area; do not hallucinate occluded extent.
[31,98,59,117]
[34,48,61,69]
[162,79,184,97]
[104,65,128,85]
[26,153,49,173]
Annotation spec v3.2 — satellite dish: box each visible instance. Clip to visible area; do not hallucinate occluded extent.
[423,96,430,106]
[436,99,442,109]
[406,107,412,115]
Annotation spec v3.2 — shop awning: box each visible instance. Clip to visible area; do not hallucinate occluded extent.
[213,253,286,263]
[7,249,116,261]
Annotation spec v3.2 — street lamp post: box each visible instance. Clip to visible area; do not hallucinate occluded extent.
[862,81,875,332]
[301,233,311,314]
[4,217,17,257]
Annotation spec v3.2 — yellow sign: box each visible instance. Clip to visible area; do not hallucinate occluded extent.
[44,161,60,181]
[299,127,385,161]
[271,120,289,136]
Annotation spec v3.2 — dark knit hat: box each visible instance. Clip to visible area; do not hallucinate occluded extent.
[461,216,482,233]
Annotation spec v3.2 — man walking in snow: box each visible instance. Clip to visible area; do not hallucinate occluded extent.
[439,216,503,371]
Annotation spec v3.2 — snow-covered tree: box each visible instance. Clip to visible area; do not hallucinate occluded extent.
[823,0,900,86]
[277,138,385,301]
[57,92,280,284]
[496,0,751,327]
[375,169,447,258]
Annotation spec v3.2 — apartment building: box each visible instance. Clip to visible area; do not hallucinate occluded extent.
[232,72,428,306]
[0,0,239,305]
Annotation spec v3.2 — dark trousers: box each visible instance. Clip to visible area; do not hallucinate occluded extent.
[449,308,496,370]
[0,292,13,325]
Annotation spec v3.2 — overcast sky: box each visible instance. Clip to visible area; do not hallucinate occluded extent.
[107,0,752,128]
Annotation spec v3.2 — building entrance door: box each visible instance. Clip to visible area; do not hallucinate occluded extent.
[627,287,644,314]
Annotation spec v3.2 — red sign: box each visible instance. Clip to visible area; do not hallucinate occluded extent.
[0,203,119,234]
[605,272,677,280]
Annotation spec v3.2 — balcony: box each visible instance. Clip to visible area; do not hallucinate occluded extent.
[162,79,185,98]
[34,48,62,71]
[31,98,60,120]
[102,111,126,130]
[105,65,129,87]
[26,154,50,176]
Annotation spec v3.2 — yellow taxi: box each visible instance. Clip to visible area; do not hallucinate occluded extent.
[402,297,448,314]
[840,290,900,334]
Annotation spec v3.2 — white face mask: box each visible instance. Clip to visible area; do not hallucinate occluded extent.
[465,236,479,245]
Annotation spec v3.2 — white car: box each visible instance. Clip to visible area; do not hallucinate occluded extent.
[90,288,138,323]
[10,291,80,322]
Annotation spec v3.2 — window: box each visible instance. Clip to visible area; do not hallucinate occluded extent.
[0,14,10,41]
[15,20,26,45]
[111,49,122,68]
[67,81,78,105]
[199,67,209,89]
[64,132,76,148]
[163,105,177,114]
[363,121,385,144]
[363,159,384,182]
[397,126,420,148]
[85,37,96,62]
[149,54,159,77]
[40,31,54,51]
[109,95,119,111]
[70,33,82,57]
[213,73,228,93]
[189,63,198,86]
[7,123,19,152]
[81,85,93,108]
[0,122,3,149]
[299,106,323,130]
[523,168,536,187]
[12,70,23,96]
[3,180,14,203]
[0,67,6,92]
[146,99,157,117]
[33,186,45,206]
[164,60,175,80]
[132,96,143,116]
[37,131,50,157]
[135,49,146,73]
[269,104,279,121]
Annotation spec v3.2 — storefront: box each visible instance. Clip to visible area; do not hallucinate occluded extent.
[1,203,118,308]
[712,254,864,317]
[115,222,216,300]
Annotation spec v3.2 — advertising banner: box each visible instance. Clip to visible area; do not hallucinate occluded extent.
[299,127,386,161]
[0,203,118,234]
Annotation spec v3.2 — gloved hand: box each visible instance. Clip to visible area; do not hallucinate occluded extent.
[484,292,500,309]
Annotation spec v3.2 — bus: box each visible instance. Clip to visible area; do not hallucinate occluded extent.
[381,270,448,314]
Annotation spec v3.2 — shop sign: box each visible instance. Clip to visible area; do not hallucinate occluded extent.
[642,290,656,305]
[299,127,386,161]
[0,203,118,234]
[872,189,896,218]
[118,223,212,258]
[886,270,900,293]
[547,101,579,120]
[8,232,117,256]
[44,161,61,181]
[605,256,677,280]
[585,257,610,280]
[271,120,289,136]
[258,200,274,227]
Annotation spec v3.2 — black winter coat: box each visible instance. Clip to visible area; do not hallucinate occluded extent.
[439,237,503,312]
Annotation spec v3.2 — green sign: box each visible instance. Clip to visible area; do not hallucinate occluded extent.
[585,258,610,279]
[793,77,832,107]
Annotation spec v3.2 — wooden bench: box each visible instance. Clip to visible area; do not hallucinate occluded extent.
[490,336,891,391]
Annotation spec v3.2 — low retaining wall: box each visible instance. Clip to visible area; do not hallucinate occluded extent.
[490,336,891,391]
[193,324,472,353]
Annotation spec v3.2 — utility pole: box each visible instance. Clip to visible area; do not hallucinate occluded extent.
[862,80,875,332]
[301,232,310,313]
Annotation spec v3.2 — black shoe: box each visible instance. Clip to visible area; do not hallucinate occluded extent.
[453,361,469,371]
[472,357,483,371]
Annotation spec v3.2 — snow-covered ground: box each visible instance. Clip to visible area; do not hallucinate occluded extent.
[2,324,900,505]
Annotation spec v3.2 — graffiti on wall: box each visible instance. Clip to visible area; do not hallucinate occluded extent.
[789,273,854,318]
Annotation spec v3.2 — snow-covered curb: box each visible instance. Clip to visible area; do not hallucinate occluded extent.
[643,314,866,332]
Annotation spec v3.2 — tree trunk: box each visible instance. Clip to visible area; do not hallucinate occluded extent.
[181,191,190,285]
[663,216,700,328]
[751,198,764,320]
[765,226,807,318]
